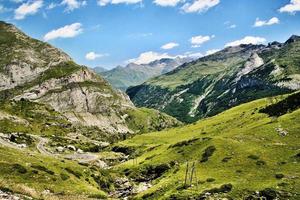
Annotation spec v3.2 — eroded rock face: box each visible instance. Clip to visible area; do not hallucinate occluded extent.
[0,22,71,91]
[235,53,264,81]
[0,21,132,134]
[12,67,135,133]
[0,21,179,136]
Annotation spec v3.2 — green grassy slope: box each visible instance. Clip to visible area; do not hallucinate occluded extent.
[0,146,108,199]
[115,92,300,199]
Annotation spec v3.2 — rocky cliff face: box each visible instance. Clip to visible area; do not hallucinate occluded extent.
[127,36,300,123]
[0,21,180,137]
[0,22,71,90]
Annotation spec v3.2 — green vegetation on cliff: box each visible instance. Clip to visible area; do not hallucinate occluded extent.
[128,38,300,123]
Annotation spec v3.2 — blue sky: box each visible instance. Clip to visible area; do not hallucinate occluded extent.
[0,0,300,69]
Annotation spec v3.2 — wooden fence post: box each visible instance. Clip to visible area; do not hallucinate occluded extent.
[184,162,189,187]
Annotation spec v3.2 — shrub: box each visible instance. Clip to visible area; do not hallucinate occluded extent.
[60,173,70,181]
[260,92,300,117]
[130,163,171,181]
[12,164,27,174]
[65,167,82,178]
[259,188,278,199]
[248,155,259,160]
[92,174,113,192]
[31,165,55,175]
[256,160,266,166]
[111,145,135,155]
[206,178,215,182]
[197,183,233,198]
[0,187,13,193]
[278,182,288,187]
[275,174,284,179]
[168,138,199,149]
[200,146,216,162]
[222,157,232,162]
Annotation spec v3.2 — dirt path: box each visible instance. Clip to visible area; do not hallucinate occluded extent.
[1,134,100,163]
[0,137,22,150]
[31,135,99,163]
[36,137,54,156]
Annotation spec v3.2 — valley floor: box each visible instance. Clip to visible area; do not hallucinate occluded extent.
[0,93,300,199]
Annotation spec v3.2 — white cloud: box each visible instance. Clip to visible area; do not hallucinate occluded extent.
[161,42,179,50]
[225,36,266,47]
[127,51,207,64]
[205,49,220,55]
[279,0,300,14]
[43,23,83,41]
[181,0,219,13]
[14,0,43,20]
[47,2,59,9]
[61,0,86,12]
[229,24,236,29]
[127,32,153,38]
[224,21,236,29]
[154,0,181,7]
[254,17,279,27]
[85,52,108,60]
[97,0,142,6]
[190,35,214,48]
[127,51,174,64]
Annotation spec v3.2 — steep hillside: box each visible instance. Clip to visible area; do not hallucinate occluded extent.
[100,57,192,91]
[115,92,300,199]
[0,21,180,138]
[128,37,300,122]
[0,21,181,199]
[0,90,299,199]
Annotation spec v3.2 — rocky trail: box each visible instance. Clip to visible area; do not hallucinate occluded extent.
[0,133,101,164]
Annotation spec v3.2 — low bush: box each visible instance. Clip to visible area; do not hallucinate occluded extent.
[200,146,216,162]
[256,160,266,166]
[168,138,199,149]
[12,164,27,174]
[248,155,259,160]
[222,157,232,162]
[112,145,135,155]
[65,167,82,178]
[197,183,233,199]
[31,165,55,175]
[275,173,284,179]
[206,178,215,182]
[60,172,70,181]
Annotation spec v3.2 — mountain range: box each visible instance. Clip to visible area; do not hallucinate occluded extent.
[0,21,299,200]
[99,57,193,91]
[127,36,300,122]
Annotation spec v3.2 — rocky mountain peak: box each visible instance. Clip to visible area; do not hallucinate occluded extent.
[285,35,300,44]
